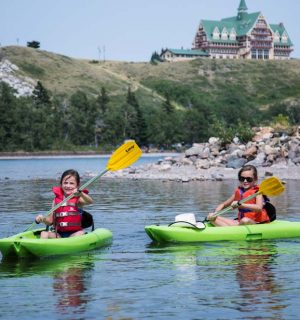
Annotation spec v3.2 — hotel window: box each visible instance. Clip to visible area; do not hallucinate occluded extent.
[263,50,269,59]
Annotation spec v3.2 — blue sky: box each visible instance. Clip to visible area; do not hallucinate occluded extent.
[1,0,299,62]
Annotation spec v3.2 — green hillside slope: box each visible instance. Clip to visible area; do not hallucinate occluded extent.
[1,46,300,151]
[2,46,300,107]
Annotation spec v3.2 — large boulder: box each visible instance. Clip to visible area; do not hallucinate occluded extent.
[243,145,257,159]
[185,144,205,157]
[226,158,247,169]
[252,127,274,142]
[246,152,266,166]
[195,159,211,169]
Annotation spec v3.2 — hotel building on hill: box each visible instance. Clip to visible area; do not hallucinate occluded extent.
[160,0,293,61]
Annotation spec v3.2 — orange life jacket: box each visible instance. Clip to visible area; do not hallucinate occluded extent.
[53,186,88,233]
[234,185,270,223]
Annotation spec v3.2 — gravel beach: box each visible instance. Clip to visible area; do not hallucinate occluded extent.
[106,160,298,182]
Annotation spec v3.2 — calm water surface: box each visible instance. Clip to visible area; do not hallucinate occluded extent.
[1,157,300,319]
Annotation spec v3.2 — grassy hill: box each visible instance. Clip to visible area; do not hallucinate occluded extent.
[2,45,300,111]
[1,45,300,152]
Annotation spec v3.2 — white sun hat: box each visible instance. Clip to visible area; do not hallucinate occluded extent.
[169,213,205,229]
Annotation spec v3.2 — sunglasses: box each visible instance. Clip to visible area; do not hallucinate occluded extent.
[239,176,254,183]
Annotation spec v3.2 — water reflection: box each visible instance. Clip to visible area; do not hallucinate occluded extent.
[146,241,288,318]
[233,243,286,318]
[0,254,96,316]
[53,259,94,315]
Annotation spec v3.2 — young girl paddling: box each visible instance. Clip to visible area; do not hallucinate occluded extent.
[207,165,270,226]
[35,169,93,238]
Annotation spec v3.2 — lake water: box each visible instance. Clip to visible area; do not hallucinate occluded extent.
[1,156,300,319]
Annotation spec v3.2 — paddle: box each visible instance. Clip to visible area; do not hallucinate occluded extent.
[210,176,285,219]
[26,140,142,231]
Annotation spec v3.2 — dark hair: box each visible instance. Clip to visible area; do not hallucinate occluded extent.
[60,169,80,185]
[238,165,258,180]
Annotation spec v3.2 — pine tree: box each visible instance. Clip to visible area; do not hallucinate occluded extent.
[33,81,50,105]
[0,82,17,150]
[94,87,110,147]
[96,87,109,113]
[27,41,40,49]
[126,87,148,146]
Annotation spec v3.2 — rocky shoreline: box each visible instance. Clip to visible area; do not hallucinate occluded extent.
[2,126,300,181]
[106,126,300,181]
[106,162,300,181]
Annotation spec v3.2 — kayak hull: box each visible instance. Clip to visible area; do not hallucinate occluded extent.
[145,220,300,243]
[0,228,112,259]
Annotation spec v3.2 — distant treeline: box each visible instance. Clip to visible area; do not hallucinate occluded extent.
[1,80,300,152]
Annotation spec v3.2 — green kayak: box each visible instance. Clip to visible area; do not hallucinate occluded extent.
[145,220,300,243]
[0,228,112,259]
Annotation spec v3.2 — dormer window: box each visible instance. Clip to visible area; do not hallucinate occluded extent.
[229,28,236,40]
[213,27,220,39]
[281,31,288,43]
[274,31,280,42]
[221,28,228,40]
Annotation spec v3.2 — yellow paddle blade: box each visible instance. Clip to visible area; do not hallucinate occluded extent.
[106,140,142,171]
[259,176,285,197]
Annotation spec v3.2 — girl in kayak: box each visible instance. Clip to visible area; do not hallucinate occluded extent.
[207,165,270,226]
[35,169,93,238]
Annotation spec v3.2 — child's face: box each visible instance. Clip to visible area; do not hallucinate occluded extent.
[61,175,78,195]
[239,170,256,190]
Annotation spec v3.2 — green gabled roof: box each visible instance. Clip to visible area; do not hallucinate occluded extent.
[221,12,261,35]
[200,19,238,42]
[270,24,293,46]
[166,48,209,56]
[201,11,260,41]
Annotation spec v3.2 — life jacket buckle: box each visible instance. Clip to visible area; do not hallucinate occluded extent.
[59,222,69,227]
[55,211,79,217]
[55,212,69,217]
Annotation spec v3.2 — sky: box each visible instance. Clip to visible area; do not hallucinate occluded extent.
[1,0,299,62]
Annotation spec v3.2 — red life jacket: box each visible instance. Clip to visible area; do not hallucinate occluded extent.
[234,185,270,223]
[53,186,88,233]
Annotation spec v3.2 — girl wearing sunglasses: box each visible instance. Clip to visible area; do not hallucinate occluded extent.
[207,165,270,226]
